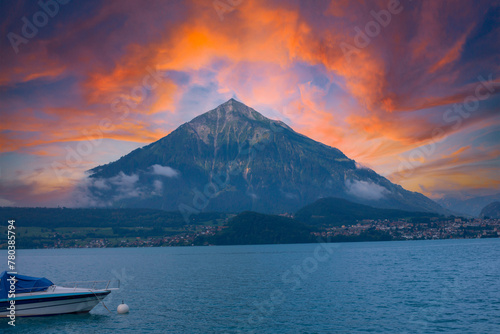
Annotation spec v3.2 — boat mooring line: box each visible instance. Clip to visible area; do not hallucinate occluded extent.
[92,290,112,314]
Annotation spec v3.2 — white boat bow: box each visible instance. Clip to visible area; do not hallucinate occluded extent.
[0,272,119,317]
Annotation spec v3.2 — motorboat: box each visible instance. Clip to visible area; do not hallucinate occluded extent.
[0,271,118,317]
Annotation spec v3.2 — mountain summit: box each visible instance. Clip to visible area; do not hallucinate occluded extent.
[85,99,444,216]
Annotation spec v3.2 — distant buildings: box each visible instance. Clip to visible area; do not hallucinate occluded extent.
[313,218,500,241]
[2,218,499,249]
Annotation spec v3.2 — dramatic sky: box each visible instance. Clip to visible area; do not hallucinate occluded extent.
[0,0,499,207]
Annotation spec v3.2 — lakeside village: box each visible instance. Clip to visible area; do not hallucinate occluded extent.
[10,216,500,249]
[313,217,500,241]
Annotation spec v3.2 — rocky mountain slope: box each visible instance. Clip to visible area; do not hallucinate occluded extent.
[85,99,445,216]
[436,193,500,217]
[480,201,500,218]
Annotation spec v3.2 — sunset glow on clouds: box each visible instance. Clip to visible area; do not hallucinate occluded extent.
[0,0,499,207]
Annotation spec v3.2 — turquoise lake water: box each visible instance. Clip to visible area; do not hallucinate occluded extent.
[1,238,499,333]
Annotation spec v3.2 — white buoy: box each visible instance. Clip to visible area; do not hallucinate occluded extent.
[117,301,130,314]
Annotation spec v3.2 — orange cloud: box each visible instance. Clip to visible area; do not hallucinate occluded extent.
[428,27,472,74]
[1,0,498,206]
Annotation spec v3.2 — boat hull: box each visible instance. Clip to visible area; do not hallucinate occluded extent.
[0,291,111,317]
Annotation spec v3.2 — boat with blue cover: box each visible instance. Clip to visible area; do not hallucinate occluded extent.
[0,271,117,317]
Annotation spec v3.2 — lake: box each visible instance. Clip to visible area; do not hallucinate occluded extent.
[1,238,499,333]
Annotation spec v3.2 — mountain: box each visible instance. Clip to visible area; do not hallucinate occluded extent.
[480,202,500,219]
[194,211,314,245]
[85,98,445,216]
[436,193,500,217]
[295,197,439,226]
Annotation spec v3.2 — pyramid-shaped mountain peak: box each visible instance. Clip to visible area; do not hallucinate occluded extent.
[214,98,251,114]
[221,97,242,106]
[184,99,276,141]
[87,100,445,215]
[194,98,267,122]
